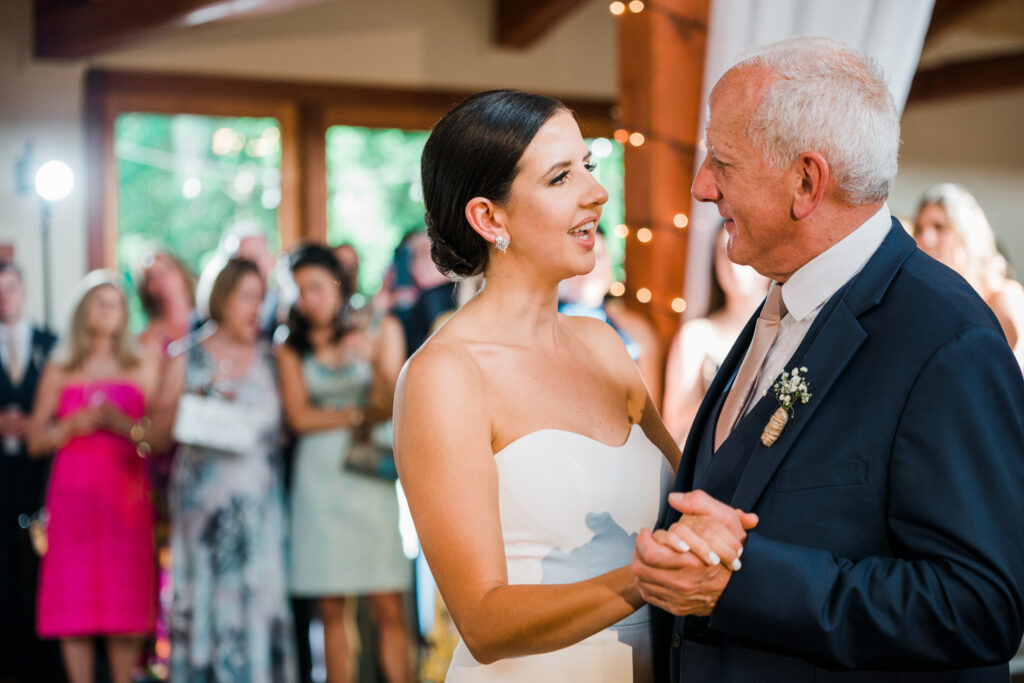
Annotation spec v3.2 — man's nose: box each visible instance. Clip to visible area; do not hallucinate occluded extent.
[691,161,719,203]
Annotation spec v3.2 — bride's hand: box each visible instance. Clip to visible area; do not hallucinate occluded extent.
[652,515,745,571]
[652,490,759,571]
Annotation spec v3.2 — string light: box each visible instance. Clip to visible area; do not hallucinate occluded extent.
[671,297,687,313]
[609,282,626,297]
[609,1,626,15]
[636,227,653,243]
[613,128,630,143]
[613,223,629,238]
[629,0,645,12]
[673,213,689,229]
[628,132,645,147]
[636,287,652,303]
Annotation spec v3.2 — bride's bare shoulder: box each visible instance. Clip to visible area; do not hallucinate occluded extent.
[561,313,633,364]
[398,331,483,401]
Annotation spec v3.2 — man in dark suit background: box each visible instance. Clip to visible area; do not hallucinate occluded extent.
[632,36,1024,681]
[0,261,63,682]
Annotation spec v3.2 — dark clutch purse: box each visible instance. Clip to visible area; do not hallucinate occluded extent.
[343,421,397,480]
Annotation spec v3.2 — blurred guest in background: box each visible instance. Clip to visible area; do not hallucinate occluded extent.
[27,270,160,683]
[196,222,284,336]
[559,227,663,405]
[333,242,361,298]
[136,251,196,353]
[914,183,1024,367]
[279,244,412,683]
[0,261,62,683]
[135,249,196,678]
[393,231,455,356]
[662,226,768,445]
[150,258,296,683]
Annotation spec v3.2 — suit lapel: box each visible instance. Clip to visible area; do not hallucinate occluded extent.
[678,313,758,489]
[661,309,758,530]
[728,301,866,511]
[727,222,917,512]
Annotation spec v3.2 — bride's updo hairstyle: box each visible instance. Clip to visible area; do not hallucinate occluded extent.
[421,89,568,277]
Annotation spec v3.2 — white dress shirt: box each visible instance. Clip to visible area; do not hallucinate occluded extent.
[742,205,893,416]
[0,317,32,387]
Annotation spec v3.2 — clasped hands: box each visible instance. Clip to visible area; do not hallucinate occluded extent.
[632,490,757,617]
[65,401,136,439]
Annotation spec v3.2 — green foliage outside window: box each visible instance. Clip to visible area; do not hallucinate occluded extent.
[325,125,626,295]
[115,112,281,330]
[114,115,626,332]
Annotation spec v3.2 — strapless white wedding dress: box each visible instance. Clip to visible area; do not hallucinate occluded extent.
[446,424,673,683]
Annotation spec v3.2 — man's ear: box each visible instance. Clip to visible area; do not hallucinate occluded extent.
[465,197,510,247]
[792,151,829,220]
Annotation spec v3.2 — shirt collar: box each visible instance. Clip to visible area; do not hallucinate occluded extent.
[0,317,31,340]
[780,204,892,321]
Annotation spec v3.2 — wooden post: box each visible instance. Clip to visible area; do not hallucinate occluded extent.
[617,0,709,347]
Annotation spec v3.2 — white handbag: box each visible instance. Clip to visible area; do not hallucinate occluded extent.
[172,392,261,454]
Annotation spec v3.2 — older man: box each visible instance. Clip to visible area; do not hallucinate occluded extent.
[633,37,1024,681]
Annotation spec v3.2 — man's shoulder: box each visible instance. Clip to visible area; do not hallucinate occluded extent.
[31,326,57,351]
[879,249,1001,339]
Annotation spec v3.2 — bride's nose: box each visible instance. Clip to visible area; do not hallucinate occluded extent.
[582,171,609,208]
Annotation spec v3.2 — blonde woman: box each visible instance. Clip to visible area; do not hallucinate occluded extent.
[27,270,160,683]
[914,183,1024,366]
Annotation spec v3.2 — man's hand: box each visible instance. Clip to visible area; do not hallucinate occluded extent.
[669,490,759,539]
[0,408,29,438]
[633,527,731,616]
[631,490,759,616]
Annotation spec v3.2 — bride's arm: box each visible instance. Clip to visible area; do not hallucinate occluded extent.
[394,342,644,665]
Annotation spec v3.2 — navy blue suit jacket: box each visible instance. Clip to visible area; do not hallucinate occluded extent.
[654,223,1024,682]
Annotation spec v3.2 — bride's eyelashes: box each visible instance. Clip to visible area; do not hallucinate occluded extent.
[549,162,598,186]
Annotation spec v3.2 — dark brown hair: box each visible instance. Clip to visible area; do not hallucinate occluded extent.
[420,89,568,277]
[137,251,196,318]
[207,258,264,324]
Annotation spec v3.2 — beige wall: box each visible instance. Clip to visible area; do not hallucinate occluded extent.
[0,0,87,329]
[91,0,618,98]
[0,0,617,327]
[3,0,1023,326]
[891,89,1024,276]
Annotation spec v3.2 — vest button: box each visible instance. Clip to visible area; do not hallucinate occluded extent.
[671,633,682,648]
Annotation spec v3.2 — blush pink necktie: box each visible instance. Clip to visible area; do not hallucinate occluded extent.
[714,284,786,451]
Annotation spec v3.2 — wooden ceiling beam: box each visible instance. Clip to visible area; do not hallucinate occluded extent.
[495,0,591,48]
[924,0,1000,42]
[34,0,328,59]
[907,52,1024,104]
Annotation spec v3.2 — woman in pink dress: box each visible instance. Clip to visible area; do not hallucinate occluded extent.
[28,270,161,683]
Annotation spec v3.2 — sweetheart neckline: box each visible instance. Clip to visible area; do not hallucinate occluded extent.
[493,423,642,459]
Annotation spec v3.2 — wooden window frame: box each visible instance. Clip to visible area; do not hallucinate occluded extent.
[85,69,615,269]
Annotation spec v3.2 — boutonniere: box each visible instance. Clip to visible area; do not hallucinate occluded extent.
[761,366,811,447]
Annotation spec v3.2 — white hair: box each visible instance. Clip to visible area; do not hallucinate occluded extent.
[917,183,1004,291]
[732,36,900,205]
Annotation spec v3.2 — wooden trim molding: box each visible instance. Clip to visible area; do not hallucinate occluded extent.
[35,0,329,59]
[85,69,616,268]
[907,52,1024,105]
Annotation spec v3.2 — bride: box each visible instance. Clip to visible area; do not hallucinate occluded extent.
[394,90,752,682]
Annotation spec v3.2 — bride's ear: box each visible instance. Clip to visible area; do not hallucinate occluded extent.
[465,197,510,248]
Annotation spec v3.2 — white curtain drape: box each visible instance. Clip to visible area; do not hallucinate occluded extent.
[682,0,935,318]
